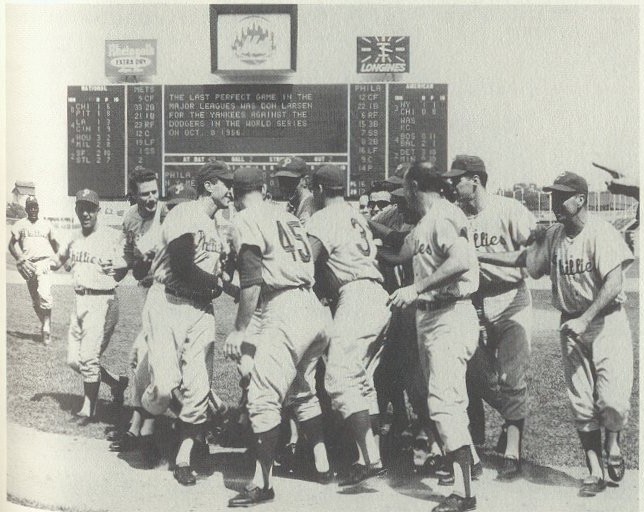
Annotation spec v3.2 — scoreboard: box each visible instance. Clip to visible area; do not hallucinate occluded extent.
[67,83,447,198]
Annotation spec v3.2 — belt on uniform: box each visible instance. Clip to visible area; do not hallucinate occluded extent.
[561,303,622,321]
[477,280,523,298]
[165,286,215,304]
[75,288,115,296]
[416,298,469,312]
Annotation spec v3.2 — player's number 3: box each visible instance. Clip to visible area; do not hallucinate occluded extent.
[351,218,372,257]
[277,220,311,263]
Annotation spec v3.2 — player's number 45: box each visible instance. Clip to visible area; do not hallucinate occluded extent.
[277,220,311,263]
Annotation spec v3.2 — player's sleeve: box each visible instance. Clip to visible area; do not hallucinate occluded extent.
[9,220,22,241]
[593,223,635,279]
[433,214,469,257]
[162,206,194,244]
[231,211,265,254]
[525,225,557,279]
[306,211,332,251]
[509,202,537,247]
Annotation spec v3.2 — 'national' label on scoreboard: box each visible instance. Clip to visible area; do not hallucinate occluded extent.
[357,36,410,74]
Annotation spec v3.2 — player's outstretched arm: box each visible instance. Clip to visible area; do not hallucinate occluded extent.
[414,237,471,295]
[478,249,528,268]
[378,238,413,265]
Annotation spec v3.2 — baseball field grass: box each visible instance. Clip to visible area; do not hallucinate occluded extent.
[5,282,640,470]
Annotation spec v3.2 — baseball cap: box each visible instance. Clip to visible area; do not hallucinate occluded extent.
[165,183,197,205]
[370,190,391,203]
[543,172,588,195]
[386,162,411,185]
[391,188,405,198]
[196,161,233,188]
[75,188,100,207]
[273,156,308,178]
[444,155,487,178]
[233,167,265,192]
[25,195,38,206]
[313,165,345,190]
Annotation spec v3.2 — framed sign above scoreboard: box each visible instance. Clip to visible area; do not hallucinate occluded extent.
[67,83,447,199]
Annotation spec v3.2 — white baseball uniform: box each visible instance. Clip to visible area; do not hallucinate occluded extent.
[11,217,56,313]
[466,195,536,421]
[141,200,224,425]
[122,204,163,408]
[307,201,390,419]
[231,201,330,434]
[404,198,480,452]
[62,225,123,383]
[526,216,634,432]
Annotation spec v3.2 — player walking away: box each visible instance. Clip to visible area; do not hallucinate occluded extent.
[380,161,480,512]
[50,189,128,425]
[479,172,635,497]
[444,155,536,479]
[9,196,59,345]
[224,167,331,507]
[139,164,231,485]
[273,156,315,224]
[307,164,389,486]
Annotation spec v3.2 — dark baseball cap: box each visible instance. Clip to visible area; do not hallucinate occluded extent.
[386,162,411,185]
[75,188,100,207]
[391,187,406,198]
[165,183,197,205]
[313,165,345,190]
[196,161,233,188]
[233,167,265,192]
[273,156,308,178]
[444,155,487,178]
[543,172,588,195]
[25,195,39,206]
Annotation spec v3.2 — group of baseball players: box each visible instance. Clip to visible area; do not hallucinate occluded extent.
[9,154,635,512]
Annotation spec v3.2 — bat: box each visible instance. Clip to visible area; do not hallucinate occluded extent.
[592,162,624,179]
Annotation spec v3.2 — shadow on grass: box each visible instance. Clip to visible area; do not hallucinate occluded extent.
[7,329,42,342]
[30,391,127,427]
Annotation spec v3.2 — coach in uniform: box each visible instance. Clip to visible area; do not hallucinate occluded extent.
[224,167,331,507]
[307,164,389,485]
[51,189,128,424]
[381,161,480,512]
[140,164,230,485]
[444,155,536,479]
[9,195,60,345]
[479,172,634,497]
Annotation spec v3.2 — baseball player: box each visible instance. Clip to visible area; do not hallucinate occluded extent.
[9,196,59,344]
[50,189,128,425]
[273,156,315,224]
[306,164,389,486]
[224,167,331,507]
[380,161,480,512]
[140,164,230,485]
[479,172,634,497]
[367,190,391,218]
[444,155,536,479]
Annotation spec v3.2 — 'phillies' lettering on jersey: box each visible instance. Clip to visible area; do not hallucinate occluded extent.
[63,225,124,290]
[467,196,536,286]
[526,216,633,315]
[152,201,224,289]
[307,202,383,287]
[404,198,479,302]
[231,201,314,291]
[10,218,56,259]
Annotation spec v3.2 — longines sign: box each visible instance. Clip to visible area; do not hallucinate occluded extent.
[357,36,410,73]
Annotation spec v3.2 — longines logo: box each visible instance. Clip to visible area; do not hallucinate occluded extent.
[232,16,277,65]
[357,36,410,73]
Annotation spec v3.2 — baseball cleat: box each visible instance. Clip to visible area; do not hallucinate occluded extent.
[108,431,139,452]
[606,454,625,482]
[497,456,521,480]
[338,462,387,487]
[578,476,606,497]
[228,486,275,507]
[432,494,477,512]
[173,465,196,486]
[316,469,335,484]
